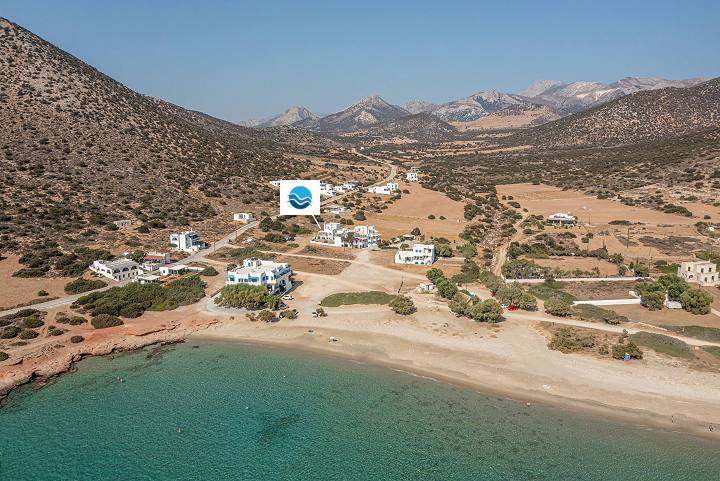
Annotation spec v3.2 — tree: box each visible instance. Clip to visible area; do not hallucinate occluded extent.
[496,284,536,310]
[545,298,573,317]
[257,310,277,322]
[389,295,415,315]
[633,263,650,277]
[411,227,421,236]
[657,274,689,301]
[426,268,445,284]
[354,211,366,221]
[459,243,477,258]
[467,299,502,323]
[434,243,453,257]
[448,293,470,316]
[436,278,458,299]
[217,284,269,309]
[680,288,713,315]
[640,290,665,311]
[201,266,219,277]
[612,340,643,360]
[264,294,282,310]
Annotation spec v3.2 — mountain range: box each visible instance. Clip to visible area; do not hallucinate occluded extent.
[247,76,708,133]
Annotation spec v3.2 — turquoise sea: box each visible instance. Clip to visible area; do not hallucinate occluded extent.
[1,341,718,481]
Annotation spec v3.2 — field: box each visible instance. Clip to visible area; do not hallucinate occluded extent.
[559,281,637,301]
[0,255,71,309]
[274,255,350,275]
[530,256,620,277]
[610,304,720,328]
[361,181,468,241]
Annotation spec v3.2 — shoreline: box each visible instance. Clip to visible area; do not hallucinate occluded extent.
[191,325,720,442]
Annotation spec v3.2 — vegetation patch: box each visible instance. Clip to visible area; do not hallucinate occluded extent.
[629,331,694,359]
[64,278,107,294]
[216,284,282,310]
[527,280,576,304]
[662,325,720,343]
[91,314,124,329]
[389,295,415,315]
[701,346,720,357]
[70,335,85,344]
[0,351,8,362]
[571,304,627,325]
[320,291,397,307]
[548,327,596,353]
[74,275,206,318]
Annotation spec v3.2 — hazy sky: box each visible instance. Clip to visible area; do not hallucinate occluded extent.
[3,0,719,121]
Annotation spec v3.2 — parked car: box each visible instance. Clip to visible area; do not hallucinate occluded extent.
[282,295,293,300]
[500,304,509,309]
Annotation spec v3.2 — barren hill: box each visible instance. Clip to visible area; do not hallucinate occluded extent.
[0,18,317,250]
[295,95,409,133]
[355,112,457,142]
[516,78,720,147]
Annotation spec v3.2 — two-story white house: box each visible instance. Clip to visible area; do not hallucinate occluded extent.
[225,258,293,295]
[323,205,348,215]
[89,258,143,282]
[406,171,418,182]
[367,183,400,195]
[320,182,336,198]
[678,260,719,287]
[233,212,256,223]
[141,252,171,271]
[395,244,436,265]
[311,223,381,249]
[170,231,207,252]
[349,225,381,248]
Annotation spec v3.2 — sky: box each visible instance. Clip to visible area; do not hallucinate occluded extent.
[3,0,719,121]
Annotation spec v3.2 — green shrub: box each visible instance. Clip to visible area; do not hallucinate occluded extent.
[23,315,45,328]
[47,326,65,336]
[467,299,502,323]
[611,340,643,360]
[389,295,415,315]
[320,291,397,307]
[19,329,39,339]
[426,268,445,284]
[548,327,595,353]
[640,290,665,310]
[257,310,277,323]
[91,314,124,329]
[528,281,576,304]
[315,307,327,317]
[496,284,537,310]
[680,288,713,315]
[545,298,573,317]
[1,309,41,320]
[70,335,85,344]
[64,278,107,294]
[0,351,8,361]
[435,278,458,299]
[56,314,87,325]
[662,325,720,343]
[571,304,627,325]
[1,325,21,339]
[201,266,219,276]
[37,290,49,297]
[280,309,298,319]
[217,284,272,309]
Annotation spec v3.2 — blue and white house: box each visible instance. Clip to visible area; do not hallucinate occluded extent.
[395,244,436,265]
[225,258,293,295]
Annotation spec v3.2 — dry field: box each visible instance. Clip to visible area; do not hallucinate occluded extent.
[368,249,464,278]
[297,244,357,260]
[360,182,468,241]
[274,255,350,275]
[530,256,620,276]
[610,304,720,328]
[559,281,638,301]
[0,255,72,309]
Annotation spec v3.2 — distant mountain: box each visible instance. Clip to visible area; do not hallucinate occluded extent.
[453,104,562,131]
[355,112,457,142]
[257,106,318,128]
[515,77,720,146]
[295,95,409,133]
[430,90,530,122]
[404,100,440,114]
[521,76,708,113]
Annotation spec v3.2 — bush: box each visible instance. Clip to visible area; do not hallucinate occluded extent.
[640,290,665,310]
[320,291,396,307]
[23,316,45,328]
[56,314,87,325]
[426,268,445,284]
[436,278,458,300]
[0,351,8,361]
[201,266,219,277]
[1,325,21,339]
[545,298,573,317]
[611,340,643,360]
[38,290,49,297]
[218,284,277,309]
[353,211,366,221]
[467,299,502,323]
[629,332,694,359]
[571,304,627,325]
[548,327,595,353]
[70,335,85,344]
[64,278,107,294]
[12,267,48,278]
[280,309,298,319]
[389,295,415,315]
[19,329,39,339]
[315,307,327,317]
[496,284,537,310]
[680,288,713,315]
[91,314,124,329]
[257,310,277,323]
[47,326,65,336]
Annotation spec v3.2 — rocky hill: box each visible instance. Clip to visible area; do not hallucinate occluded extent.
[245,106,319,128]
[514,77,720,147]
[295,95,409,133]
[352,112,457,142]
[0,18,317,250]
[430,90,529,122]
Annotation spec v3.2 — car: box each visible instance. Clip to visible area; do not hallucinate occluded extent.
[500,304,509,309]
[311,311,318,318]
[282,294,293,300]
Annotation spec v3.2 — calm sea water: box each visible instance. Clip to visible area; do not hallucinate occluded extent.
[1,341,718,481]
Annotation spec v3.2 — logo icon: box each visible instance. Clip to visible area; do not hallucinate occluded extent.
[288,185,313,209]
[279,180,320,215]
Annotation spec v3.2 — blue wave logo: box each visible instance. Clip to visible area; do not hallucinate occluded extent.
[288,185,313,209]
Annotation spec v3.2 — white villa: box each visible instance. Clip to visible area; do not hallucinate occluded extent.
[233,212,256,223]
[320,182,358,197]
[678,260,718,287]
[323,205,348,214]
[547,212,576,225]
[90,258,142,282]
[226,258,293,295]
[406,171,418,182]
[320,182,336,197]
[170,231,207,252]
[312,223,381,248]
[367,182,399,195]
[395,244,436,266]
[269,180,281,188]
[141,252,171,271]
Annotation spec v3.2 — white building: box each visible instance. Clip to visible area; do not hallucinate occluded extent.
[320,182,336,198]
[141,252,171,271]
[395,244,436,265]
[312,223,381,249]
[113,219,133,228]
[226,258,292,295]
[323,205,348,214]
[269,180,281,188]
[406,172,418,182]
[170,231,207,252]
[89,258,142,282]
[233,212,256,223]
[367,182,399,195]
[547,212,576,225]
[678,260,718,287]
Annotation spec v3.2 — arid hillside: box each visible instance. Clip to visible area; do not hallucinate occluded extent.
[0,18,332,251]
[515,77,720,147]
